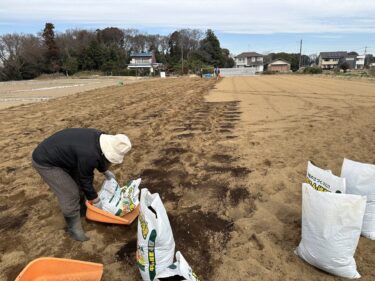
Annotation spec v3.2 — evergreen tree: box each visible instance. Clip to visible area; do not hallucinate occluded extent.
[168,31,182,64]
[62,57,78,75]
[199,29,224,67]
[42,23,60,72]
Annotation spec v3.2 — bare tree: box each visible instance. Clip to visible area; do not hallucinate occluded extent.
[309,53,318,66]
[0,34,25,79]
[56,29,96,58]
[179,29,203,55]
[19,34,45,78]
[122,29,139,51]
[97,27,124,48]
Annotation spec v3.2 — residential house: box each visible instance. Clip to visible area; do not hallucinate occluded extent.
[267,59,291,72]
[128,52,160,73]
[356,55,366,69]
[234,52,264,72]
[355,54,373,69]
[318,52,347,69]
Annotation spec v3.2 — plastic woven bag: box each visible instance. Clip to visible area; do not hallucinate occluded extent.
[306,161,346,193]
[296,183,366,279]
[341,158,375,239]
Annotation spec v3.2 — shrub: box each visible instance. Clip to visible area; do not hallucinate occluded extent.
[303,67,322,74]
[262,70,277,75]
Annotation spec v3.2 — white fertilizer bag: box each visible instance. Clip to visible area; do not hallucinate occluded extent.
[296,183,366,279]
[137,188,175,281]
[341,158,375,239]
[98,178,141,216]
[306,161,346,193]
[120,178,141,216]
[98,178,121,214]
[155,251,200,281]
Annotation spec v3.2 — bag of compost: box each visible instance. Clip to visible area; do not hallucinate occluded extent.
[98,178,141,216]
[155,251,200,281]
[120,178,141,215]
[306,161,346,193]
[137,188,175,281]
[341,158,375,239]
[296,183,366,279]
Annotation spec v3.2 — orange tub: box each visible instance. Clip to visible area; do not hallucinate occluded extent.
[15,257,103,281]
[85,201,139,225]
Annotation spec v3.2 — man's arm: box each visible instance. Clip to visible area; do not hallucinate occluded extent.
[77,159,98,201]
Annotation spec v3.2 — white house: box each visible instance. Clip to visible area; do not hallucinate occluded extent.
[234,52,264,72]
[356,55,366,69]
[128,52,160,72]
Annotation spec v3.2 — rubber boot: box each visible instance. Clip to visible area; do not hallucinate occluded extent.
[64,213,89,241]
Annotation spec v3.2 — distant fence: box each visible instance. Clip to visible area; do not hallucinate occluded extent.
[220,67,256,77]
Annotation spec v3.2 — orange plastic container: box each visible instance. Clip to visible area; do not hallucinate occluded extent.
[15,257,103,281]
[85,201,139,225]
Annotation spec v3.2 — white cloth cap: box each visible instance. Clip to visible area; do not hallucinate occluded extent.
[99,134,131,164]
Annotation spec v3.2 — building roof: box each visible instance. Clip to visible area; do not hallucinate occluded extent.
[268,59,291,66]
[319,51,347,59]
[130,52,153,57]
[235,52,263,58]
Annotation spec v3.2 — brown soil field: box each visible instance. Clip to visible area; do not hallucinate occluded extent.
[0,76,142,109]
[0,75,374,280]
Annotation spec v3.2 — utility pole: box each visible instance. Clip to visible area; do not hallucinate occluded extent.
[299,39,303,69]
[181,43,184,75]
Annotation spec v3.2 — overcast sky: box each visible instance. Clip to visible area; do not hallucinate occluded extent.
[0,0,374,54]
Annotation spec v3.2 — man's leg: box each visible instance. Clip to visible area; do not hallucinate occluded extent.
[69,170,87,217]
[69,168,87,217]
[32,160,89,241]
[79,191,87,217]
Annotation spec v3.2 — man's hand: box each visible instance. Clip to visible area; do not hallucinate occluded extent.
[103,170,116,180]
[92,197,102,209]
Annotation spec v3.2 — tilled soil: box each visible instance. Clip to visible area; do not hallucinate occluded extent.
[1,75,375,281]
[208,75,375,281]
[0,77,253,280]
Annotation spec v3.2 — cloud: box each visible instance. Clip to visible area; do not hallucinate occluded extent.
[0,0,375,34]
[311,35,344,39]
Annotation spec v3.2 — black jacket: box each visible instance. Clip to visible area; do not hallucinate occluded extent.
[32,128,109,200]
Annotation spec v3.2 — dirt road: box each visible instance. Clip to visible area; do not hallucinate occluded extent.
[0,76,141,109]
[0,75,374,280]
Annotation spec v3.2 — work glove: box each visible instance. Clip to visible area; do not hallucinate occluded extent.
[92,197,102,209]
[103,170,116,180]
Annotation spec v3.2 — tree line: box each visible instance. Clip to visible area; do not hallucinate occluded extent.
[0,23,234,81]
